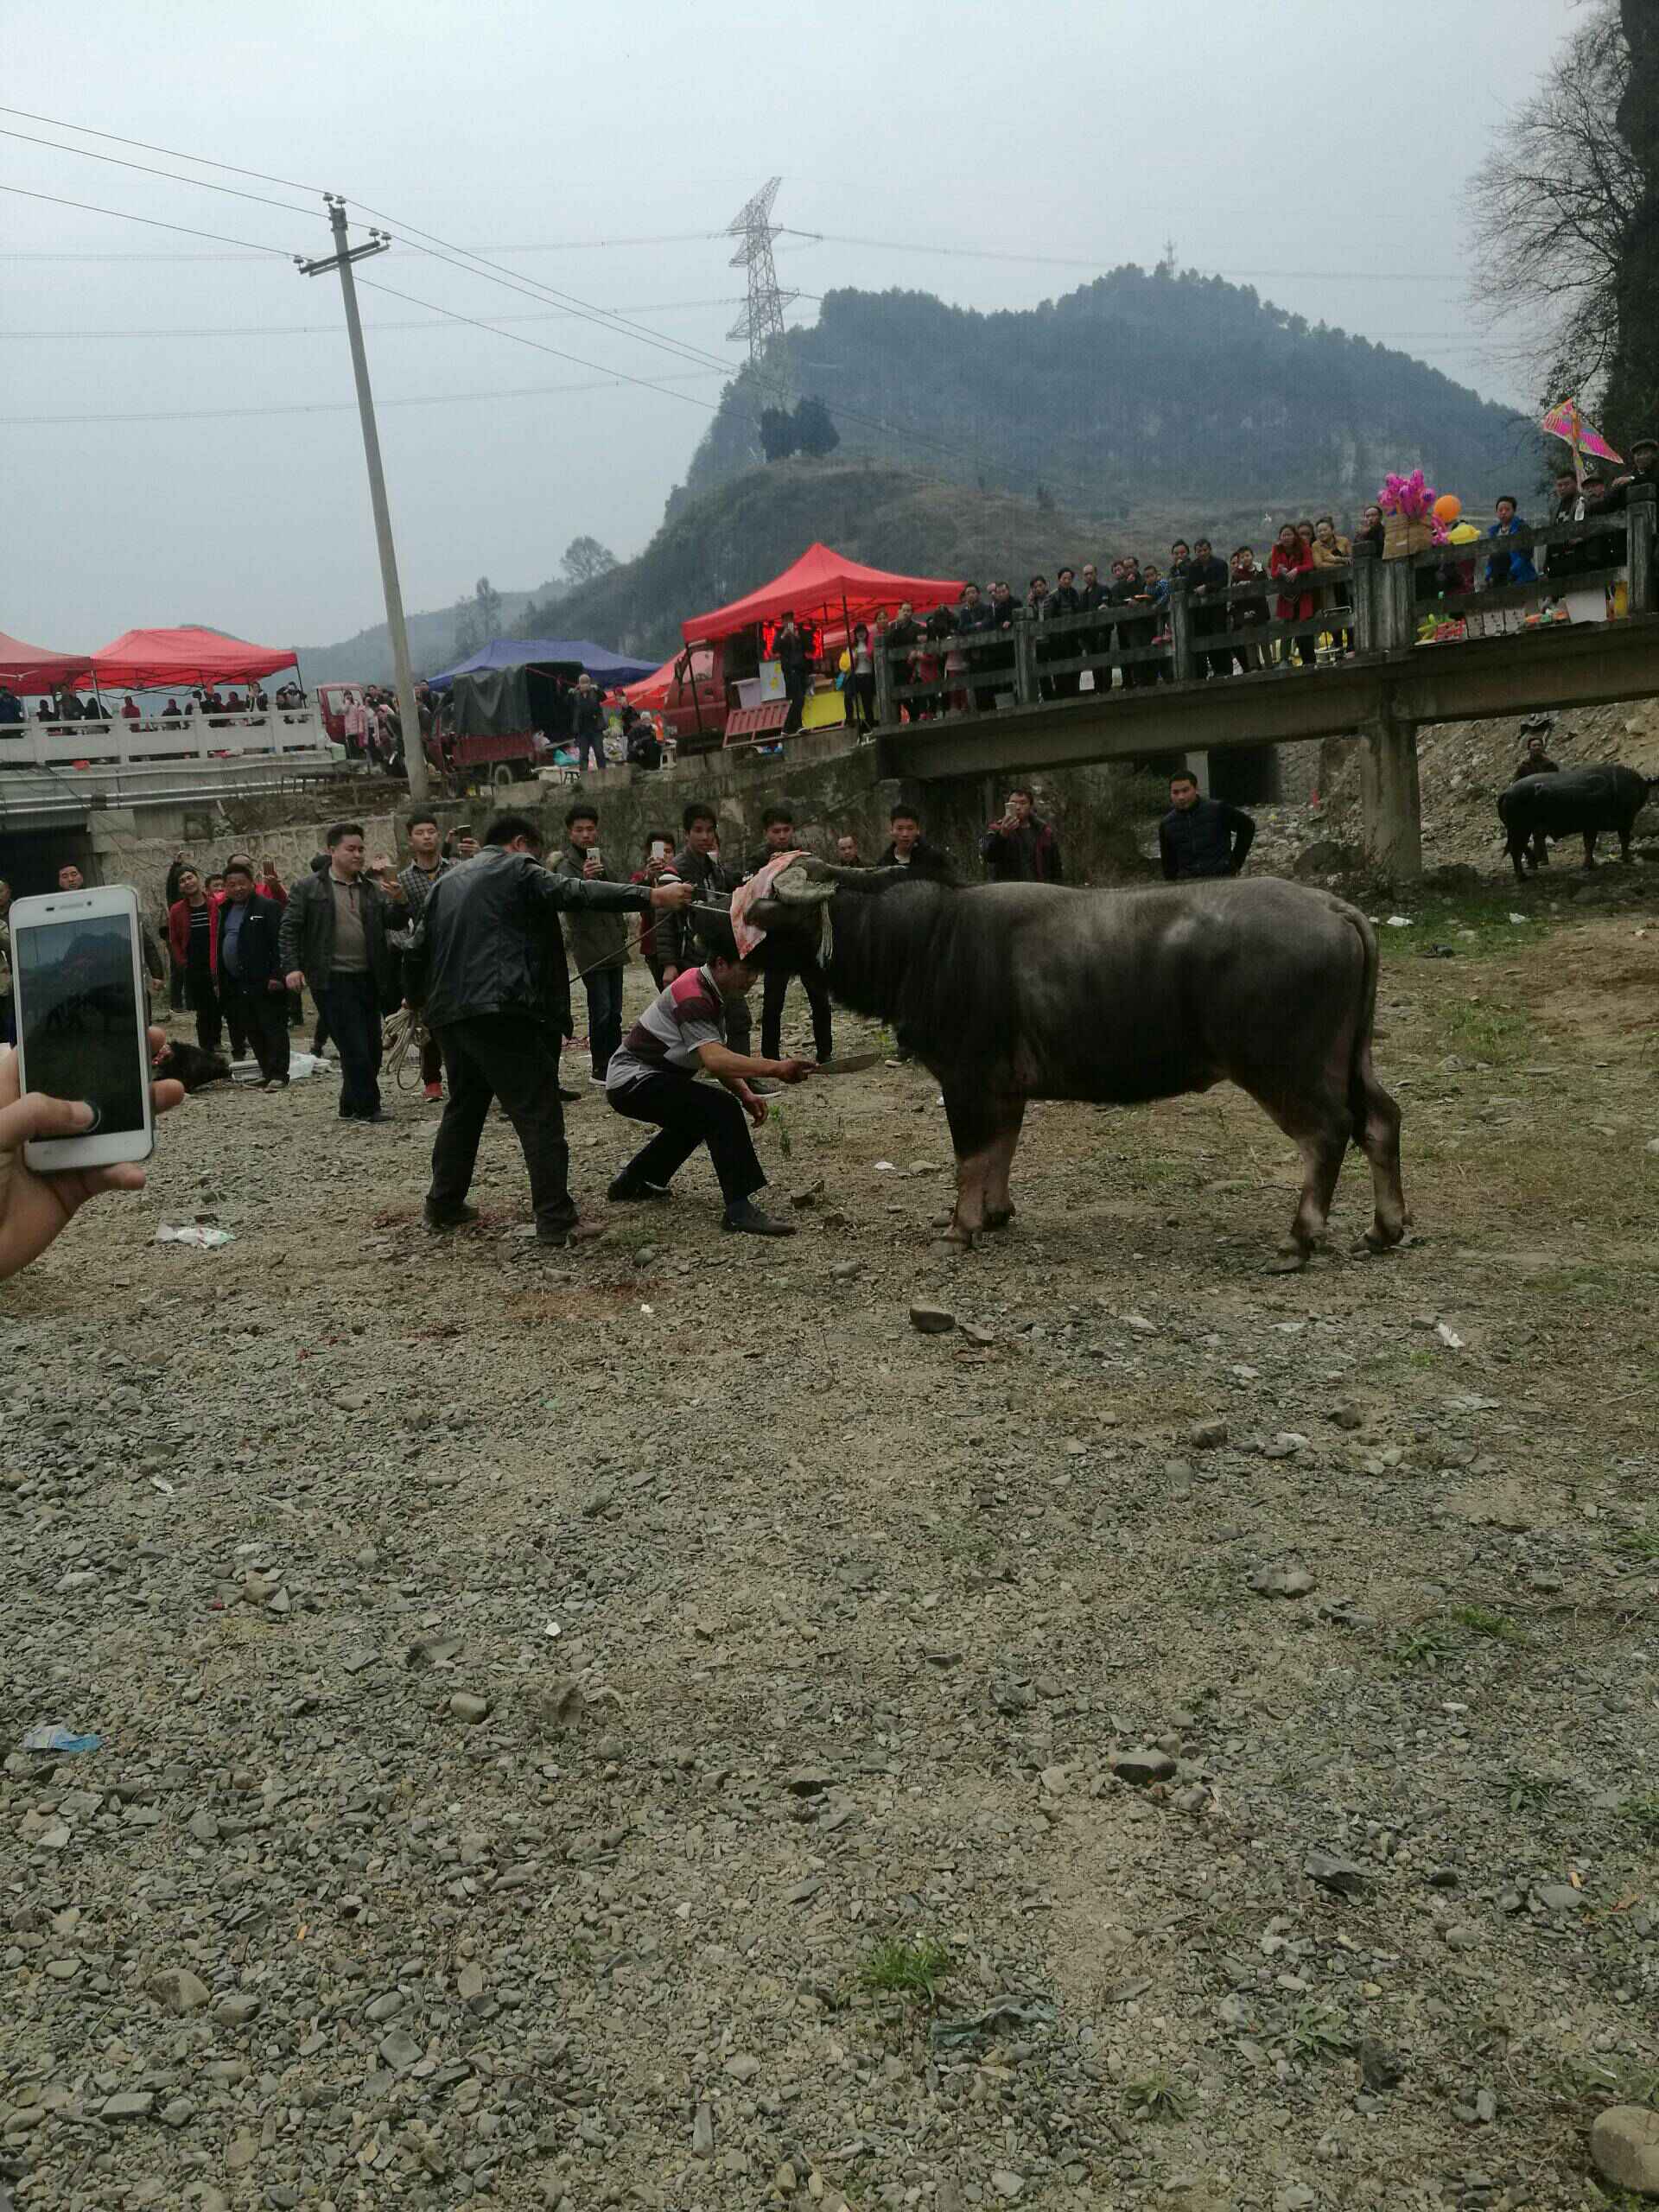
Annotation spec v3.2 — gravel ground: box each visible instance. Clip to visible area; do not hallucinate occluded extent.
[3,889,1656,2212]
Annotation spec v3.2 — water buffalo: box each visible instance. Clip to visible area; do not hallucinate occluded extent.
[739,864,1406,1267]
[1498,763,1651,880]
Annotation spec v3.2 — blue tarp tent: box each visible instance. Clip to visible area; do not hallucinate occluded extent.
[426,637,656,692]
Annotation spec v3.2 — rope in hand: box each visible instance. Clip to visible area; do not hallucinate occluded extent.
[384,878,711,1081]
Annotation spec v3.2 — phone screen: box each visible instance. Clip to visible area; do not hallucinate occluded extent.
[651,840,671,859]
[17,911,146,1135]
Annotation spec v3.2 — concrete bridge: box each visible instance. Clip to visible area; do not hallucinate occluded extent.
[870,489,1659,876]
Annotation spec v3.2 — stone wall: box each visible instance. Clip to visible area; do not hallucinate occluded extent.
[80,794,401,920]
[66,734,1177,917]
[522,737,1168,883]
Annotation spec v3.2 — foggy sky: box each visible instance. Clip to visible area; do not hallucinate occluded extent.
[7,0,1576,654]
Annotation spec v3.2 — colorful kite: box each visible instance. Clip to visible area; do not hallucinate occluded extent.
[1541,397,1623,470]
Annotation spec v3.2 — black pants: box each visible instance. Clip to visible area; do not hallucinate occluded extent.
[783,676,806,734]
[288,988,305,1032]
[168,953,188,1014]
[608,1072,764,1207]
[315,973,382,1117]
[429,1014,574,1231]
[582,966,624,1076]
[188,962,221,1054]
[223,980,289,1084]
[761,957,832,1062]
[574,731,605,771]
[851,672,877,731]
[420,1032,443,1086]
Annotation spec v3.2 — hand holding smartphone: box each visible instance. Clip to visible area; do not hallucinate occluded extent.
[10,885,157,1172]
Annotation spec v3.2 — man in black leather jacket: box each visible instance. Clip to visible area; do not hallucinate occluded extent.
[407,811,692,1243]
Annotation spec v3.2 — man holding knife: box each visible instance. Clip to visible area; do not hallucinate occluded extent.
[606,911,813,1237]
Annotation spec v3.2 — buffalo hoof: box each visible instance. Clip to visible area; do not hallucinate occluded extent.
[982,1205,1016,1231]
[937,1225,976,1252]
[1265,1252,1309,1274]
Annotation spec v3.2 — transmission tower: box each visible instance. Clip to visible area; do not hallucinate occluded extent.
[726,177,798,364]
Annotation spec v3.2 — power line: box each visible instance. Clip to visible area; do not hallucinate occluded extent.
[0,101,324,196]
[0,108,761,222]
[777,227,1467,283]
[0,181,299,257]
[2,365,728,427]
[0,228,732,262]
[353,273,733,417]
[0,121,330,225]
[0,296,819,340]
[346,199,975,463]
[350,205,749,381]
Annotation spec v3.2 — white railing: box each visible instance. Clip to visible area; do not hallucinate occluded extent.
[0,706,334,768]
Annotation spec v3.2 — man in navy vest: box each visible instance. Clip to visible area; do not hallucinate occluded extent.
[1158,771,1256,880]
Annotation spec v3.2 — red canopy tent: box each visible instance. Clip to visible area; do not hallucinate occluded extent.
[681,543,967,644]
[0,628,92,694]
[85,626,298,690]
[620,654,678,712]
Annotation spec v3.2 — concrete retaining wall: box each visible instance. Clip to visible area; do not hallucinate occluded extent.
[53,734,1173,918]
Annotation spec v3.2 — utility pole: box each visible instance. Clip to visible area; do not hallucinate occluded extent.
[297,195,429,804]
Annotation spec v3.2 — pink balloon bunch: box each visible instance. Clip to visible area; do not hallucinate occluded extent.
[1378,469,1438,521]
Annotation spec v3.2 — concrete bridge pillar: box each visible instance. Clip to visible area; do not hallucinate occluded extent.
[1358,699,1421,879]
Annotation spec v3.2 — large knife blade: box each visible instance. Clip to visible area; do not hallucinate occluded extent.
[807,1050,884,1077]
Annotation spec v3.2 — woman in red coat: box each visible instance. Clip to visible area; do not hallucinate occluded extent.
[168,868,222,1054]
[1269,522,1316,667]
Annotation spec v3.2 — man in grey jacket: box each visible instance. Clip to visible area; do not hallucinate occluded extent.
[554,802,628,1083]
[279,823,400,1121]
[385,810,453,1099]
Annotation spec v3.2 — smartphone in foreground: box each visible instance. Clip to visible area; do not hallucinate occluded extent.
[10,884,155,1172]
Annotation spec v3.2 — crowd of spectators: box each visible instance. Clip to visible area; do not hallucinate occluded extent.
[868,444,1658,721]
[0,682,301,730]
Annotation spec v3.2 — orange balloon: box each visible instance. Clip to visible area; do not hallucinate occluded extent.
[1433,493,1462,524]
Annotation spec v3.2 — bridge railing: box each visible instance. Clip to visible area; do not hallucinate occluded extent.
[0,706,336,770]
[873,486,1656,729]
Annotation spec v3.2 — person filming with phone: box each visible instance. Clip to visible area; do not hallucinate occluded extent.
[980,787,1063,884]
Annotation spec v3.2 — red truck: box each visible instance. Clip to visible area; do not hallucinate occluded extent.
[660,634,793,753]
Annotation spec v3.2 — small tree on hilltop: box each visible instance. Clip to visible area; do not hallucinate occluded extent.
[793,395,841,459]
[561,536,619,588]
[760,406,798,462]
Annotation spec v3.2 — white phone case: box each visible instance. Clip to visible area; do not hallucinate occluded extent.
[11,884,155,1172]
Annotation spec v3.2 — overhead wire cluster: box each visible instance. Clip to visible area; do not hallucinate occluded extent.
[0,105,1498,448]
[0,108,974,461]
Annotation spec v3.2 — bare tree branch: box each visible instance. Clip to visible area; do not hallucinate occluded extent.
[1465,0,1637,407]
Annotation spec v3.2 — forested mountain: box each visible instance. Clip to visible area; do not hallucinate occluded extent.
[299,587,545,686]
[673,266,1534,518]
[526,460,1236,661]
